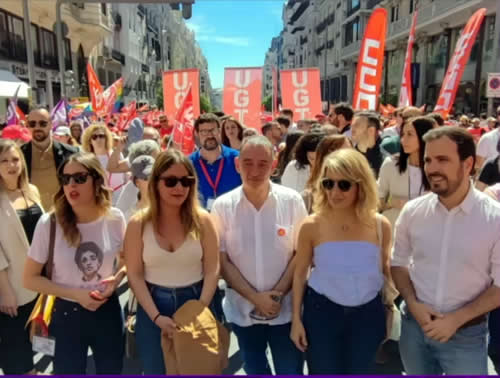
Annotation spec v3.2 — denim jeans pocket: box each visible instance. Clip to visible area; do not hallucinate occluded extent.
[453,322,488,344]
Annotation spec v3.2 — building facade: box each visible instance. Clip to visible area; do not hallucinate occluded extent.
[0,1,112,109]
[265,0,499,114]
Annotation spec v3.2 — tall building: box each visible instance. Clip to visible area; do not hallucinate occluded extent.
[0,1,112,109]
[265,0,498,114]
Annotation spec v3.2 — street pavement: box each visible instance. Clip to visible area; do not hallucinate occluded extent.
[2,281,498,375]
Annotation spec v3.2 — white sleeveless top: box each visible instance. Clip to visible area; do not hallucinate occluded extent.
[142,222,203,287]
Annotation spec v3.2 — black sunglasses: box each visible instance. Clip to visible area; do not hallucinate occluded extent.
[321,178,353,192]
[59,172,92,186]
[91,134,106,141]
[28,120,49,128]
[159,176,195,188]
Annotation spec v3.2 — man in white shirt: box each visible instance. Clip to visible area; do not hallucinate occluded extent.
[391,126,500,375]
[211,135,307,375]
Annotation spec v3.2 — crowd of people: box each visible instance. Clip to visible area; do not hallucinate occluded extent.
[0,102,499,375]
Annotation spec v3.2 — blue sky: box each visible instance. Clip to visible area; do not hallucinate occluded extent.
[185,0,285,89]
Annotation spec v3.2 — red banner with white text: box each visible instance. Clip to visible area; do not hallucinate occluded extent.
[87,63,104,116]
[433,8,486,117]
[171,85,195,155]
[352,8,387,111]
[163,69,200,122]
[398,11,418,107]
[280,68,322,121]
[223,67,263,129]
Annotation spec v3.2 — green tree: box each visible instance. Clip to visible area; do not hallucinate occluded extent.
[156,83,163,109]
[262,95,272,112]
[200,94,212,113]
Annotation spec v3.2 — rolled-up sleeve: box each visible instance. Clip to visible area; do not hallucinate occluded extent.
[391,204,412,267]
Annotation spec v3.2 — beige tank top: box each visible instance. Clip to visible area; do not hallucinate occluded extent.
[142,222,203,287]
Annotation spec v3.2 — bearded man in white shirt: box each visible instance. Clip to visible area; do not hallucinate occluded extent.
[211,135,307,375]
[391,126,500,375]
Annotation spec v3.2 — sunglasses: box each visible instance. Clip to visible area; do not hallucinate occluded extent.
[159,176,195,188]
[28,120,49,128]
[91,134,106,141]
[321,178,353,192]
[59,172,92,186]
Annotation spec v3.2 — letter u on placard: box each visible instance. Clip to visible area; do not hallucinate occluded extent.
[292,70,308,88]
[235,70,251,88]
[173,72,189,91]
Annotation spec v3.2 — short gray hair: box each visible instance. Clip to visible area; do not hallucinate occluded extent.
[240,135,274,158]
[128,139,160,164]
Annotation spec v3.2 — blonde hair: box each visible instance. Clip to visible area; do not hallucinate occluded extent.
[138,149,202,239]
[312,148,378,221]
[0,139,40,203]
[81,123,113,153]
[53,152,112,246]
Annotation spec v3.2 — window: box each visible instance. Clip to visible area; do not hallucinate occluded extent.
[9,15,26,62]
[347,0,360,16]
[41,29,57,68]
[101,3,107,15]
[0,11,8,58]
[30,24,40,66]
[64,38,72,70]
[391,5,399,22]
[344,17,360,46]
[409,0,414,13]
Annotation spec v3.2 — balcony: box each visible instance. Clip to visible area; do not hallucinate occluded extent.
[289,0,310,24]
[387,0,482,42]
[341,39,361,60]
[67,3,111,31]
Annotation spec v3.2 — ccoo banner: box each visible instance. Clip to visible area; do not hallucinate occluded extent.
[223,67,263,129]
[352,8,387,111]
[280,68,322,121]
[163,69,200,122]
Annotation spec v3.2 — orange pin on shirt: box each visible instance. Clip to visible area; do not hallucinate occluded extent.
[278,228,286,237]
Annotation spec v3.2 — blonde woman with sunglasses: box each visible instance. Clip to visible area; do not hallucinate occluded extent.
[291,148,392,374]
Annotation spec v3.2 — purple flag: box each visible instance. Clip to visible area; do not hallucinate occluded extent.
[6,85,21,125]
[50,99,69,129]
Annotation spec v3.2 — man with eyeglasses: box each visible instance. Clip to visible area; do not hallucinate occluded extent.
[20,107,77,210]
[189,113,241,210]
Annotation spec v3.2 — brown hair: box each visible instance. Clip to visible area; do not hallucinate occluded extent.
[54,152,112,246]
[221,117,244,146]
[138,149,202,239]
[81,123,113,153]
[0,139,40,204]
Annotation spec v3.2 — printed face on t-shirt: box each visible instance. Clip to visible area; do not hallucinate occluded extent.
[75,241,104,283]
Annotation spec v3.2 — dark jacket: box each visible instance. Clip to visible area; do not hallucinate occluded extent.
[21,140,78,179]
[357,137,390,178]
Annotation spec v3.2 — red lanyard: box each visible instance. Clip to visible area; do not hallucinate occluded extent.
[199,158,224,197]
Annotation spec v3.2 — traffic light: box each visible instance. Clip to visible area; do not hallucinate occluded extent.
[169,1,193,19]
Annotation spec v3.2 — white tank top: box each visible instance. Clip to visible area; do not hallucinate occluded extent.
[142,222,203,287]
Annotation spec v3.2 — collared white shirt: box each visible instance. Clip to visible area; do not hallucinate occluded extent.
[477,129,500,163]
[391,185,500,314]
[211,183,308,326]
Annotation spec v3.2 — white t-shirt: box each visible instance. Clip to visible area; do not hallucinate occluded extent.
[477,129,500,163]
[97,154,128,205]
[29,208,126,293]
[281,160,310,193]
[408,165,423,200]
[116,181,140,221]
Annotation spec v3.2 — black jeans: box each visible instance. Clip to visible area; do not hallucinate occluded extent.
[49,294,124,374]
[303,287,385,374]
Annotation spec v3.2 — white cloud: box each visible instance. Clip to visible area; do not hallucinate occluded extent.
[213,36,250,47]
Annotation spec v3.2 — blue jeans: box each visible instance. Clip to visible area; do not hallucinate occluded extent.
[399,301,488,374]
[489,307,500,356]
[231,322,304,375]
[136,280,222,375]
[49,294,124,374]
[303,287,385,374]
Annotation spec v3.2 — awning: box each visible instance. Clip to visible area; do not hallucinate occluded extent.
[0,70,30,99]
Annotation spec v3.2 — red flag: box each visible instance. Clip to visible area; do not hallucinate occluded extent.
[117,101,137,131]
[399,11,418,107]
[87,63,104,116]
[280,68,322,120]
[434,9,486,116]
[352,8,387,110]
[171,86,195,155]
[16,105,26,123]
